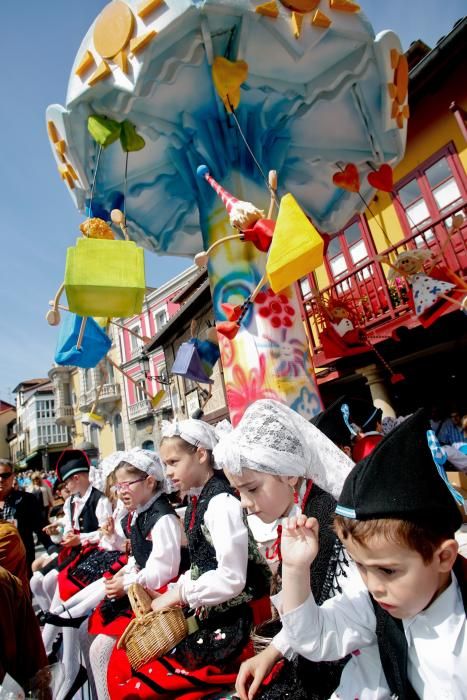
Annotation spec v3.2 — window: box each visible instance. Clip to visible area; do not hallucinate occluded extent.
[394,146,467,247]
[325,218,375,291]
[63,383,72,405]
[90,425,100,449]
[135,382,146,403]
[142,440,154,451]
[129,326,142,356]
[113,414,125,451]
[154,309,168,332]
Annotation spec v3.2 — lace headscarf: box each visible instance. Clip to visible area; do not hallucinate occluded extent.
[213,399,353,499]
[99,447,167,485]
[161,418,219,454]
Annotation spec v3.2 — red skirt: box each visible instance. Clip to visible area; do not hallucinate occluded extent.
[57,545,127,601]
[107,596,270,700]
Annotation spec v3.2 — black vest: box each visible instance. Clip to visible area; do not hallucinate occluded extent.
[70,487,103,533]
[185,475,271,610]
[372,555,467,700]
[121,493,176,570]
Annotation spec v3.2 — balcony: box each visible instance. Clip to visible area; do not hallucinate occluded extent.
[78,383,121,411]
[55,405,74,426]
[299,207,467,367]
[128,400,153,422]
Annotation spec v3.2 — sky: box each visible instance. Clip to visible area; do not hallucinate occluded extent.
[0,0,465,403]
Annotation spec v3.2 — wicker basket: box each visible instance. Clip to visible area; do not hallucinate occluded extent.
[117,584,189,670]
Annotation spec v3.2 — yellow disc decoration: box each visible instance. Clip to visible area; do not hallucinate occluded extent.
[93,1,135,59]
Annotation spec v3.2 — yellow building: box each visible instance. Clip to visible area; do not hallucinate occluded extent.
[299,18,467,416]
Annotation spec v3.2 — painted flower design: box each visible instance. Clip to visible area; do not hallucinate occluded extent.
[264,330,309,377]
[255,289,296,329]
[226,354,281,426]
[291,386,322,420]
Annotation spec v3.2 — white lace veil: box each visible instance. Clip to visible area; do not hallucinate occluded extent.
[161,418,219,455]
[99,447,168,487]
[213,399,353,499]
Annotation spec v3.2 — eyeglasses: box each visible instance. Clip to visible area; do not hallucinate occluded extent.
[113,476,148,493]
[0,472,13,480]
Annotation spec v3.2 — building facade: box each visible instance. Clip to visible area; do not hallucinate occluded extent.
[117,265,199,450]
[297,18,467,417]
[0,401,16,460]
[10,379,70,470]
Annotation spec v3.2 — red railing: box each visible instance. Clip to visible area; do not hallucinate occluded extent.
[298,205,467,359]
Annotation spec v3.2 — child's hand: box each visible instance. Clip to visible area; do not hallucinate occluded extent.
[62,532,81,547]
[281,515,320,571]
[100,516,115,536]
[150,587,182,612]
[105,575,125,600]
[236,645,282,700]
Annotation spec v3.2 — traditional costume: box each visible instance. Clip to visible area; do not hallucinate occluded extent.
[87,448,182,700]
[279,409,467,699]
[107,418,272,700]
[214,399,354,699]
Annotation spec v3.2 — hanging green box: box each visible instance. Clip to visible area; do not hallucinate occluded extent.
[64,238,145,318]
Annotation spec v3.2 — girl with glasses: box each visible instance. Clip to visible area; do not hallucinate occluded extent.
[106,418,272,700]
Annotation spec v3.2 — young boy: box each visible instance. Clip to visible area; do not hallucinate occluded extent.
[278,409,466,699]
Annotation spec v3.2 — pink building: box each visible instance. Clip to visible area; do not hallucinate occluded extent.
[117,265,198,450]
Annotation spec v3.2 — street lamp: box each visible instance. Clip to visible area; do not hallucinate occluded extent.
[139,352,172,386]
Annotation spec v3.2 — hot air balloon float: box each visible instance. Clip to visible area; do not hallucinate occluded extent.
[46,0,408,426]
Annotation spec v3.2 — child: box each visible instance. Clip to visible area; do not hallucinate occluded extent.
[278,409,466,699]
[214,399,354,700]
[107,418,272,700]
[88,447,182,700]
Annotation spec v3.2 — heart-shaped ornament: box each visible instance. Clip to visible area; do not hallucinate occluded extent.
[216,321,240,339]
[242,219,275,252]
[367,164,394,192]
[332,164,360,193]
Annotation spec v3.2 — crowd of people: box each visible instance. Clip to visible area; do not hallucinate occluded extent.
[0,396,465,700]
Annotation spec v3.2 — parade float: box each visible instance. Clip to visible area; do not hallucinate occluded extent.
[46,0,408,423]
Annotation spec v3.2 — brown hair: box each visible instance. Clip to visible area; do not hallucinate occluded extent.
[160,435,216,468]
[333,515,455,563]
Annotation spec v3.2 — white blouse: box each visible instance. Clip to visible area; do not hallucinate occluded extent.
[63,486,112,544]
[277,570,467,700]
[176,491,249,609]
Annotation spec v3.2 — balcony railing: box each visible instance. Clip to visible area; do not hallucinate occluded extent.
[299,206,467,365]
[55,405,74,426]
[128,400,153,421]
[78,383,121,411]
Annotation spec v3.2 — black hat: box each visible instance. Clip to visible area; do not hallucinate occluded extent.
[310,396,352,447]
[348,398,382,432]
[336,409,463,532]
[56,449,90,482]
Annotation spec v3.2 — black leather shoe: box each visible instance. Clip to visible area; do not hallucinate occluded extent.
[44,611,88,628]
[63,666,88,700]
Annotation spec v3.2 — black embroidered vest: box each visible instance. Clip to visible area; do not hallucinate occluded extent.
[121,493,176,570]
[72,487,103,533]
[184,475,271,610]
[372,555,467,700]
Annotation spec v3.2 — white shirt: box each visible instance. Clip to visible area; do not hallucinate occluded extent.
[121,492,181,591]
[278,570,467,699]
[63,486,112,544]
[175,491,248,609]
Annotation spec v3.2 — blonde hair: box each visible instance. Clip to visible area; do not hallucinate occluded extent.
[387,249,432,281]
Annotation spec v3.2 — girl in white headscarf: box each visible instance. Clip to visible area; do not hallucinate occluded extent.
[105,418,272,700]
[213,399,354,700]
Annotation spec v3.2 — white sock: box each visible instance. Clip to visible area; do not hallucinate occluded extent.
[89,634,117,700]
[53,578,107,617]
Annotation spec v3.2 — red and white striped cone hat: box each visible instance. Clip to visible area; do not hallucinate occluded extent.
[197,164,239,214]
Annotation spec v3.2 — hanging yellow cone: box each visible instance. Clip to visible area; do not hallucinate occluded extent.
[151,390,166,408]
[266,194,324,292]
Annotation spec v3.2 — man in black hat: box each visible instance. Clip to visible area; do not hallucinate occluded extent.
[278,410,466,699]
[310,395,353,459]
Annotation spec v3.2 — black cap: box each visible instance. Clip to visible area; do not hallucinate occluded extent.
[348,398,382,432]
[336,409,463,532]
[310,396,352,447]
[56,449,90,482]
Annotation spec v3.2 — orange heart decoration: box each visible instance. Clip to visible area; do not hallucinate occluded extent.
[216,321,240,339]
[212,57,248,113]
[221,303,243,322]
[367,164,394,193]
[332,164,360,193]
